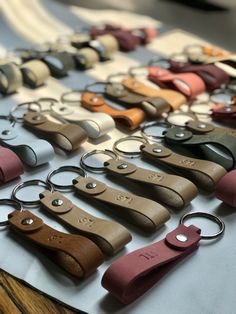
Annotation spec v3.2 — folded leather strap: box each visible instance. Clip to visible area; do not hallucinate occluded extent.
[8,209,104,278]
[164,121,236,170]
[0,120,54,166]
[23,111,87,151]
[104,159,198,208]
[0,63,23,94]
[122,77,187,110]
[74,47,100,69]
[169,61,229,91]
[140,143,226,192]
[0,146,24,183]
[20,60,50,88]
[51,102,115,139]
[148,66,206,98]
[104,83,170,118]
[81,92,146,130]
[102,224,201,304]
[215,170,236,207]
[212,104,236,120]
[40,190,131,255]
[73,176,170,232]
[42,52,76,78]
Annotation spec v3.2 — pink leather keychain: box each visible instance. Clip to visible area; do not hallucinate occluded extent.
[102,212,224,304]
[215,169,236,207]
[0,146,23,184]
[148,66,206,98]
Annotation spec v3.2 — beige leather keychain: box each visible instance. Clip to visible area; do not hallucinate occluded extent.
[113,134,227,192]
[47,166,170,233]
[10,102,88,152]
[12,178,131,256]
[80,149,198,208]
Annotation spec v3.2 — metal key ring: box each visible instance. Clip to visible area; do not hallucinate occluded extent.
[140,121,170,142]
[179,211,225,240]
[0,199,23,227]
[80,149,118,173]
[113,136,148,158]
[47,166,87,192]
[12,180,54,207]
[10,101,42,122]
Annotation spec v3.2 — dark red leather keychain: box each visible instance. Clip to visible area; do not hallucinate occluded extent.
[102,212,225,304]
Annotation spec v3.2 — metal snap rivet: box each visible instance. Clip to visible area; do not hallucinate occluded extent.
[152,148,162,153]
[86,182,97,189]
[21,218,34,225]
[175,132,185,138]
[197,123,206,129]
[176,234,188,242]
[52,199,64,206]
[117,163,128,169]
[2,130,11,136]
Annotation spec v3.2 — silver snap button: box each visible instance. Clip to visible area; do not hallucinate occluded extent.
[21,218,34,225]
[152,148,162,153]
[117,163,128,169]
[176,234,188,242]
[86,182,97,189]
[175,132,185,138]
[52,199,64,206]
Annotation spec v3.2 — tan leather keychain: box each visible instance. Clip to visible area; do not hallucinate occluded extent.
[47,166,170,233]
[0,199,103,278]
[10,102,88,152]
[80,149,198,208]
[113,134,227,192]
[12,178,131,256]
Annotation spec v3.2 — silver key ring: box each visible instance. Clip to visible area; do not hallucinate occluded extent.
[179,211,225,240]
[80,149,118,173]
[113,136,148,158]
[0,199,23,227]
[47,165,87,192]
[12,180,54,207]
[10,101,42,123]
[140,121,170,142]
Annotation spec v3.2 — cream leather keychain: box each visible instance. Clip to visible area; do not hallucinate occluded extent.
[10,102,88,152]
[47,165,170,233]
[47,93,116,139]
[11,177,131,256]
[0,116,54,167]
[113,134,227,192]
[0,198,103,278]
[80,149,198,208]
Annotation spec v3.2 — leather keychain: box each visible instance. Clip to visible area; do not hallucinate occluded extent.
[215,169,236,207]
[104,80,170,118]
[169,60,229,91]
[0,62,23,94]
[0,146,24,184]
[112,135,226,192]
[51,93,116,139]
[80,149,198,208]
[102,212,225,304]
[0,199,103,278]
[148,66,206,98]
[164,120,236,170]
[122,77,187,110]
[10,102,88,152]
[0,116,54,167]
[81,91,146,130]
[20,60,50,88]
[47,165,170,233]
[12,178,131,256]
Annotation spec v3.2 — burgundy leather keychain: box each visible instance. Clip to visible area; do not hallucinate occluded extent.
[0,146,23,184]
[102,212,225,304]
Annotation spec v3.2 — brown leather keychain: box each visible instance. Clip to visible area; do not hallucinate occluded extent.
[0,199,103,278]
[47,166,170,233]
[10,102,88,152]
[12,178,131,256]
[81,90,146,130]
[113,134,227,192]
[80,149,198,208]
